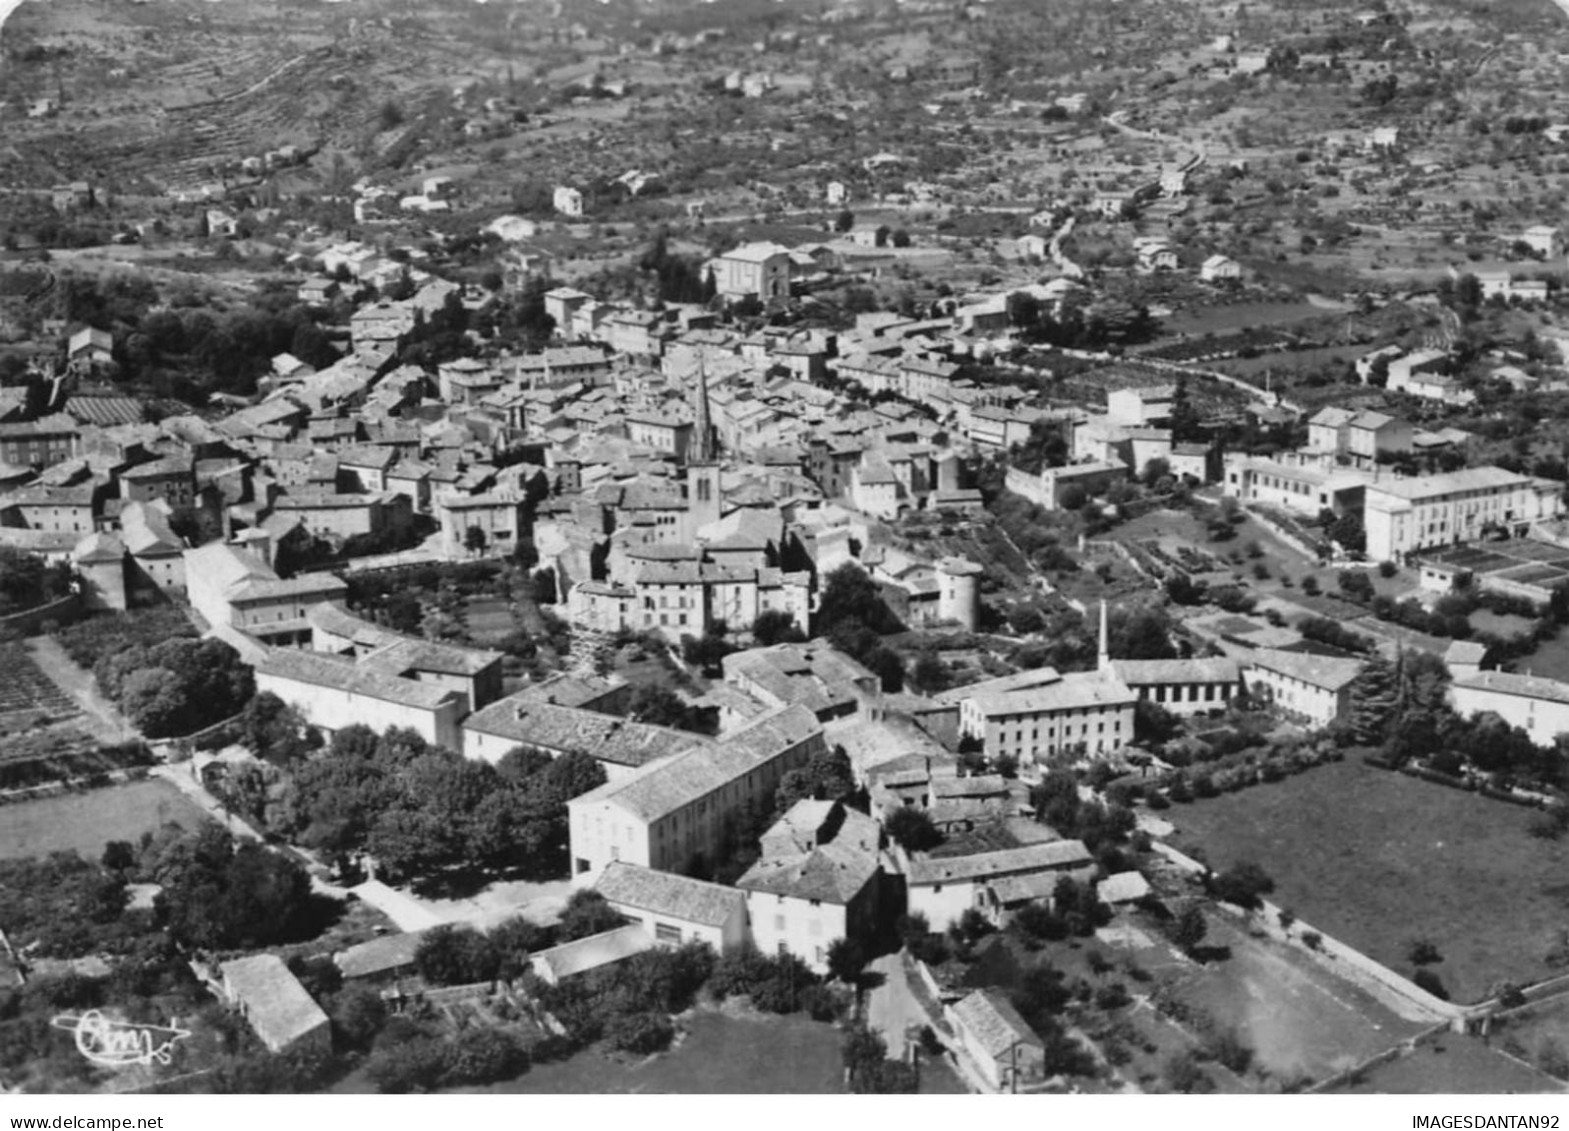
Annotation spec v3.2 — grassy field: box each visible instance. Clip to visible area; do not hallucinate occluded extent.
[0,778,211,861]
[1328,1036,1562,1095]
[458,1012,854,1094]
[1166,759,1569,1003]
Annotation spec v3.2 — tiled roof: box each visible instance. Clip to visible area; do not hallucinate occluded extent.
[1248,647,1363,692]
[907,840,1091,886]
[737,840,878,904]
[362,636,502,679]
[949,989,1042,1057]
[256,648,459,711]
[463,698,701,768]
[594,861,746,927]
[1110,658,1240,686]
[571,704,822,823]
[1454,669,1569,707]
[966,669,1136,717]
[227,574,348,603]
[220,954,328,1049]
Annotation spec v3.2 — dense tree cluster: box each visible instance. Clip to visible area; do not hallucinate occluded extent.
[0,547,72,614]
[93,636,254,739]
[268,725,606,882]
[812,563,906,691]
[151,825,318,949]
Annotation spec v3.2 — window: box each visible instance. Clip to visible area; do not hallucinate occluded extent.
[655,923,682,944]
[774,915,786,931]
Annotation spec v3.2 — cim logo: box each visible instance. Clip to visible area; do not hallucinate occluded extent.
[50,1011,192,1068]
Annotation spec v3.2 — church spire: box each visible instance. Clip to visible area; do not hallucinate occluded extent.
[691,353,714,464]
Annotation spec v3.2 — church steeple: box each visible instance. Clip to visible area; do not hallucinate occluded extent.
[691,353,714,465]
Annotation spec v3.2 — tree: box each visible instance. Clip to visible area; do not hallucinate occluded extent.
[240,691,317,765]
[752,609,804,646]
[101,841,135,874]
[608,1011,675,1054]
[816,563,901,635]
[885,806,942,852]
[558,889,624,942]
[156,833,315,949]
[1337,568,1375,603]
[1169,376,1203,443]
[826,937,866,985]
[1208,861,1275,909]
[464,525,488,556]
[1169,904,1207,953]
[496,746,554,783]
[1329,512,1367,555]
[330,983,389,1049]
[1346,654,1399,746]
[414,925,500,986]
[834,209,855,233]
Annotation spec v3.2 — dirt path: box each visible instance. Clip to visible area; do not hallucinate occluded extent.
[26,636,138,745]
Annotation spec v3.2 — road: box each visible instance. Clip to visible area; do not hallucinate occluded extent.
[27,636,139,746]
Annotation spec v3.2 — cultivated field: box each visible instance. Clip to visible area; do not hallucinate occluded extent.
[0,778,211,861]
[1166,759,1569,1003]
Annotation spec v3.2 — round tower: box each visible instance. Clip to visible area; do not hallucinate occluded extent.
[937,556,984,630]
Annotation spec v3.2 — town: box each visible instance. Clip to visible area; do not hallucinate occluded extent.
[4,0,1569,1100]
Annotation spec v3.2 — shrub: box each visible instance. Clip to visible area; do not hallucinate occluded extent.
[1301,931,1323,951]
[1094,982,1132,1010]
[607,1011,675,1055]
[1206,1028,1254,1074]
[1406,938,1442,966]
[1412,968,1449,1001]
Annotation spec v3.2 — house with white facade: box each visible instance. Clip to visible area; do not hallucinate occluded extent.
[1245,648,1363,728]
[946,989,1046,1092]
[905,840,1094,929]
[738,800,881,973]
[567,704,825,883]
[1363,466,1564,563]
[1449,670,1569,747]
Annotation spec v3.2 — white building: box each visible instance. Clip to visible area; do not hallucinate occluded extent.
[707,242,791,301]
[738,801,881,973]
[1450,670,1569,747]
[1521,225,1562,259]
[554,186,585,217]
[1245,648,1363,729]
[219,955,330,1056]
[1363,466,1564,563]
[255,648,466,753]
[567,704,825,883]
[905,840,1094,929]
[1200,254,1241,282]
[946,990,1046,1092]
